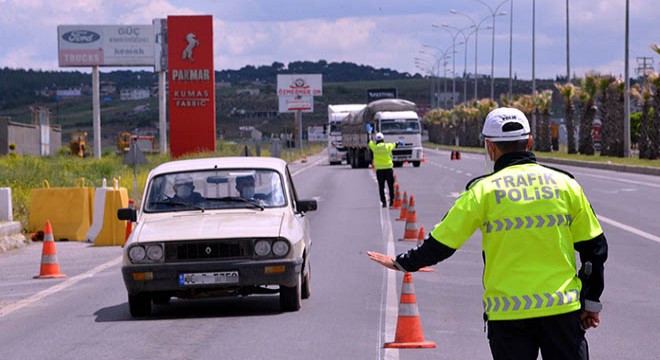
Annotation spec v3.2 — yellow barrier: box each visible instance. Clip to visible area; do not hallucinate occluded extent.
[28,179,94,241]
[87,178,129,246]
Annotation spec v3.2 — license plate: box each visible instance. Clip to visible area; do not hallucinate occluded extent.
[179,271,239,285]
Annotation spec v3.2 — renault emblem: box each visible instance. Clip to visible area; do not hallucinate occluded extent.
[205,246,212,255]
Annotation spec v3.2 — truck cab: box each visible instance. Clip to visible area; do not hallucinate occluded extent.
[376,110,423,167]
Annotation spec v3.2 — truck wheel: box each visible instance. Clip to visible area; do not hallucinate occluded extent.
[412,161,421,167]
[280,274,302,311]
[128,293,152,317]
[393,161,403,168]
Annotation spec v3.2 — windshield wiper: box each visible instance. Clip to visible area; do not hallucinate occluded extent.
[210,196,265,211]
[150,200,206,212]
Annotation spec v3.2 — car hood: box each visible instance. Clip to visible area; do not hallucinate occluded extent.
[133,210,285,242]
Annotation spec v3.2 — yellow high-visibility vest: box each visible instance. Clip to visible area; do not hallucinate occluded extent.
[368,140,396,170]
[430,163,603,320]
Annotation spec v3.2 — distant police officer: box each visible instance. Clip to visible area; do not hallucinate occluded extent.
[368,107,608,360]
[368,132,398,208]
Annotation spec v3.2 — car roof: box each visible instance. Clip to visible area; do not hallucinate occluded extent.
[149,156,289,176]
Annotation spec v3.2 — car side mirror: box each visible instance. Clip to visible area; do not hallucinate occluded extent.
[117,208,137,222]
[296,199,317,213]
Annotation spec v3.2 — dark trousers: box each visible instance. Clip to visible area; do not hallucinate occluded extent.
[376,168,394,207]
[487,310,589,360]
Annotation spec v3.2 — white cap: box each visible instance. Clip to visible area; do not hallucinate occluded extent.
[174,173,194,186]
[375,132,384,141]
[482,107,531,142]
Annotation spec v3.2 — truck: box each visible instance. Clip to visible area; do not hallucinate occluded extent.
[342,98,424,168]
[327,104,366,165]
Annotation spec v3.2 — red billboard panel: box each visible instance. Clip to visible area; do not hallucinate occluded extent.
[167,15,216,157]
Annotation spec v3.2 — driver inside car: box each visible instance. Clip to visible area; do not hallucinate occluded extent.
[171,174,204,204]
[236,175,271,204]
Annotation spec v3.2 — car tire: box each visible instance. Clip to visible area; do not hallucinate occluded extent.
[280,274,302,312]
[128,293,152,317]
[301,263,311,300]
[412,161,421,167]
[152,294,171,305]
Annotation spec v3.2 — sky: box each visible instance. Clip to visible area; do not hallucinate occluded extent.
[0,0,658,80]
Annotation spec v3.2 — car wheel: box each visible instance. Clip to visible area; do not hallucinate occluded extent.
[301,264,311,299]
[280,274,302,312]
[152,294,171,305]
[412,161,421,167]
[128,293,152,317]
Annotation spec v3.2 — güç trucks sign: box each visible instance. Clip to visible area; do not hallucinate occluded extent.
[57,25,155,67]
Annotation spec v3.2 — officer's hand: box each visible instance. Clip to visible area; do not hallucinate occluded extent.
[397,141,404,147]
[365,123,373,133]
[580,310,600,330]
[367,251,398,271]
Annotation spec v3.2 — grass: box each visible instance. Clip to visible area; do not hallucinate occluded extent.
[0,141,324,233]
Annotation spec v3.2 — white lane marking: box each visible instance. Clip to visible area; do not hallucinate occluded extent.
[379,206,399,360]
[0,256,122,318]
[598,215,660,244]
[570,171,660,188]
[290,156,325,176]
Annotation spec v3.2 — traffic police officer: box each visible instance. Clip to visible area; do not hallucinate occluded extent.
[368,107,608,360]
[368,132,398,208]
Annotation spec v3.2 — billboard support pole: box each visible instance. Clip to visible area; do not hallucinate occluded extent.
[158,71,167,154]
[92,66,101,159]
[296,110,303,150]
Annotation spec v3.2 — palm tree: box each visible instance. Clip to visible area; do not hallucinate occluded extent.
[533,90,553,152]
[631,82,651,159]
[598,76,625,157]
[555,82,578,153]
[577,73,599,155]
[648,71,660,159]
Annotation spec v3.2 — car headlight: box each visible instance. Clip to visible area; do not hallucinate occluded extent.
[272,240,289,256]
[146,244,164,261]
[128,245,146,262]
[254,240,271,256]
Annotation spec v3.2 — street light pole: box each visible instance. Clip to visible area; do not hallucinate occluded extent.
[566,0,570,82]
[423,44,454,108]
[443,24,472,104]
[433,24,460,107]
[451,10,497,101]
[476,0,509,100]
[508,0,514,97]
[624,0,631,157]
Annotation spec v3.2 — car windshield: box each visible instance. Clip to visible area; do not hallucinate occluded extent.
[380,119,420,134]
[144,168,287,212]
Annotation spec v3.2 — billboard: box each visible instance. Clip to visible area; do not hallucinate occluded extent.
[167,15,216,157]
[277,74,323,97]
[57,25,154,67]
[278,95,314,113]
[367,88,398,103]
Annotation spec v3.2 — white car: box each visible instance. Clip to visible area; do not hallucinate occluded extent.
[118,156,317,317]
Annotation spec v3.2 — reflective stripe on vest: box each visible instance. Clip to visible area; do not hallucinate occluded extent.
[483,289,579,313]
[483,214,573,233]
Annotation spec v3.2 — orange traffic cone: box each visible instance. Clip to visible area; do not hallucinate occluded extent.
[34,220,67,279]
[400,195,418,241]
[392,184,401,209]
[396,192,408,221]
[417,227,435,273]
[422,153,427,163]
[384,273,436,349]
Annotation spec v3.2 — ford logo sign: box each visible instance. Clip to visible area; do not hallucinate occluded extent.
[62,30,100,44]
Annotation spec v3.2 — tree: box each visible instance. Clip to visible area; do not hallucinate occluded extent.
[532,90,553,152]
[598,76,625,157]
[577,73,599,155]
[555,82,578,153]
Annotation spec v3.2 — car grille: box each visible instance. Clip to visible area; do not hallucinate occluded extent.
[165,240,250,262]
[393,149,412,156]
